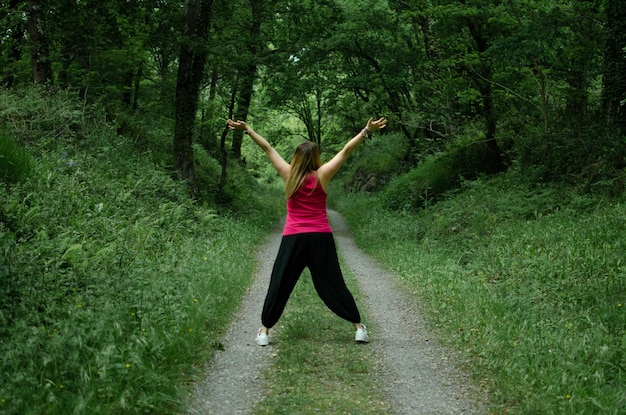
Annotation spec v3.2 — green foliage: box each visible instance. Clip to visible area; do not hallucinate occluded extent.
[193,143,221,200]
[0,127,30,183]
[343,132,408,192]
[3,0,622,189]
[0,87,90,144]
[382,134,501,211]
[514,124,626,195]
[383,153,456,210]
[336,175,626,414]
[0,88,281,414]
[239,110,302,186]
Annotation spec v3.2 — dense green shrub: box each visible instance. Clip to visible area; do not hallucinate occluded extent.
[193,143,222,201]
[382,136,504,211]
[343,132,407,192]
[383,152,456,210]
[514,121,626,196]
[0,127,30,183]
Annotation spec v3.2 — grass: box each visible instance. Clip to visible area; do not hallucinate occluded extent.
[255,268,389,415]
[1,87,385,415]
[333,176,626,414]
[0,89,284,415]
[3,87,624,414]
[0,128,30,183]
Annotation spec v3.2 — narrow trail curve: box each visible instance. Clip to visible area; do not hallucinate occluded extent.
[185,211,486,415]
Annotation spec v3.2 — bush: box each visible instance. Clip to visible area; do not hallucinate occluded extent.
[0,127,31,183]
[382,136,504,211]
[344,132,408,192]
[193,143,222,201]
[383,152,457,210]
[514,121,626,196]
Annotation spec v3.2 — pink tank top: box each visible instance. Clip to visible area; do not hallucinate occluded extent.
[283,173,332,236]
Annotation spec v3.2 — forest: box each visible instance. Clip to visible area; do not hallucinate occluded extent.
[1,0,625,414]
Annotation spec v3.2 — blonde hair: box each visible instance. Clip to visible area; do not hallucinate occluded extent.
[285,141,322,199]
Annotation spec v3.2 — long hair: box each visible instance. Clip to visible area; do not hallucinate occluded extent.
[285,141,322,199]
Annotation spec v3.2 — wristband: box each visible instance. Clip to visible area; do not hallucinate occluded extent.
[362,128,371,139]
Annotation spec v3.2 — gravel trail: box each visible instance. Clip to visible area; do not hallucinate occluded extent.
[186,210,486,414]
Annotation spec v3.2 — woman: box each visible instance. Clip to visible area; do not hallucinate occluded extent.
[227,116,387,346]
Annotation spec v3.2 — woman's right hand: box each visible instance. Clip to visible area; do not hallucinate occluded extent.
[366,117,388,132]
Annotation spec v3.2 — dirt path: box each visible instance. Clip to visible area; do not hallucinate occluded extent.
[186,210,486,414]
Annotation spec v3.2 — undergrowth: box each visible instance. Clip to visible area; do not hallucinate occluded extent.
[0,88,283,414]
[334,175,625,414]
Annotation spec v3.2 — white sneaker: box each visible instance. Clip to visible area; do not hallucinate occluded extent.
[255,328,269,346]
[355,324,369,343]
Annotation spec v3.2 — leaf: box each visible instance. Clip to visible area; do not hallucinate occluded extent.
[61,243,84,264]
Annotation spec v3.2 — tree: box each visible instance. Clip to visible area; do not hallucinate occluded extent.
[434,0,511,173]
[146,1,186,111]
[602,0,626,137]
[230,0,266,161]
[1,0,26,88]
[27,0,53,85]
[173,0,214,184]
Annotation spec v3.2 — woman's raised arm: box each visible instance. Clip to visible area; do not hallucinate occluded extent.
[227,119,291,181]
[317,117,387,191]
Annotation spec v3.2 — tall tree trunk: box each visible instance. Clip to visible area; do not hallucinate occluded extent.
[299,97,315,144]
[132,65,142,112]
[27,0,53,85]
[158,51,172,102]
[231,0,264,161]
[602,0,626,137]
[122,71,133,107]
[58,45,72,89]
[173,0,214,185]
[4,0,24,88]
[464,15,503,173]
[220,78,239,190]
[231,68,255,160]
[315,88,322,146]
[478,76,502,173]
[198,64,220,156]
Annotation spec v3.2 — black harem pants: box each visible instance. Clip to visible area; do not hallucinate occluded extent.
[261,232,362,329]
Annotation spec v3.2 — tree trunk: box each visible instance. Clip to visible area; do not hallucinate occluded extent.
[27,0,53,85]
[464,16,503,173]
[315,88,322,146]
[231,68,255,160]
[602,0,626,137]
[122,71,133,107]
[133,64,142,112]
[220,79,239,190]
[173,0,214,185]
[231,0,264,161]
[3,0,24,88]
[479,77,502,173]
[158,51,172,102]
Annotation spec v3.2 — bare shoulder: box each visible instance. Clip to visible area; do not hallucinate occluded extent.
[316,165,333,193]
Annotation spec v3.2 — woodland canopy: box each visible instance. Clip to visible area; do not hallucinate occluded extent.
[2,0,624,197]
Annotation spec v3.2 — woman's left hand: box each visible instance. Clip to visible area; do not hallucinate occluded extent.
[227,119,248,131]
